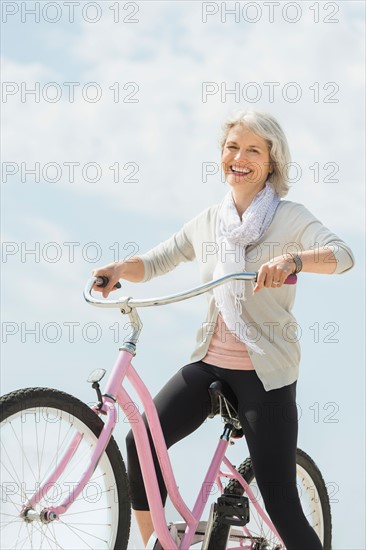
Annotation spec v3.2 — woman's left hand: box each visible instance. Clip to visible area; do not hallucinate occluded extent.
[253,255,295,293]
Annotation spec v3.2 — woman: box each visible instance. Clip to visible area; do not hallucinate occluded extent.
[93,110,354,549]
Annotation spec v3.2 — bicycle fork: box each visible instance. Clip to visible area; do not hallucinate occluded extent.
[21,397,117,523]
[21,346,136,524]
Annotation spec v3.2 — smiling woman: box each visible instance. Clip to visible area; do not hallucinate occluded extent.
[222,127,275,219]
[219,109,291,202]
[92,109,354,549]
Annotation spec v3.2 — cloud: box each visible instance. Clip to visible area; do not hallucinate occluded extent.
[1,1,364,235]
[2,1,364,323]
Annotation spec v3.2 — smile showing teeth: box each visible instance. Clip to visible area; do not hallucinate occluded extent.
[230,166,251,174]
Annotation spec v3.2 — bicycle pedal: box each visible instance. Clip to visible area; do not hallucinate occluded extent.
[215,494,250,527]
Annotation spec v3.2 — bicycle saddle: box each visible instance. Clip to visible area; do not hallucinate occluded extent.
[208,381,243,438]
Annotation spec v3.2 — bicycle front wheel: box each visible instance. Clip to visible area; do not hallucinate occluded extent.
[207,448,332,549]
[0,387,131,550]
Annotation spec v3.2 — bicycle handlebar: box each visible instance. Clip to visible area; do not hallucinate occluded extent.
[84,272,297,312]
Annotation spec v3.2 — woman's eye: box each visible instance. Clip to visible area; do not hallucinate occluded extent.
[226,146,259,153]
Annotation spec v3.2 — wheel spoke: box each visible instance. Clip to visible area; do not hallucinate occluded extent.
[8,420,39,487]
[1,434,30,503]
[31,521,64,549]
[57,519,102,548]
[64,505,115,516]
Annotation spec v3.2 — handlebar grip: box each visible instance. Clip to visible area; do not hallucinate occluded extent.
[254,273,297,284]
[284,273,297,284]
[95,276,121,289]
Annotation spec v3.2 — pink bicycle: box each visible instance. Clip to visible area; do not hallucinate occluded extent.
[0,272,332,549]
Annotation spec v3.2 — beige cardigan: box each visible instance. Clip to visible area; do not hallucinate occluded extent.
[139,200,355,391]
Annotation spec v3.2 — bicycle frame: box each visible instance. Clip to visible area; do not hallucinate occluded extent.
[24,347,283,549]
[24,274,288,549]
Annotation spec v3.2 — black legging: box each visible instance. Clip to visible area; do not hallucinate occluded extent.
[126,361,323,550]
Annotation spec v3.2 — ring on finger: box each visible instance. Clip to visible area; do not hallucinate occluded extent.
[272,281,281,286]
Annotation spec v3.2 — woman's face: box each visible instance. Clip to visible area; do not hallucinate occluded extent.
[221,125,273,191]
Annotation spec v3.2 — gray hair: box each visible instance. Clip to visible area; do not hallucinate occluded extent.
[219,110,291,197]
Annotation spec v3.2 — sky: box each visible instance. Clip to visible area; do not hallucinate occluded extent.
[1,1,365,548]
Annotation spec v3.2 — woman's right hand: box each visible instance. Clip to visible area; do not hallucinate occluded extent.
[92,260,125,298]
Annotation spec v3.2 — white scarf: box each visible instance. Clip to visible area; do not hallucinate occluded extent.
[213,181,280,355]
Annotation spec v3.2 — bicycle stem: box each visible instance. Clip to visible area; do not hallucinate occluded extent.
[119,308,142,355]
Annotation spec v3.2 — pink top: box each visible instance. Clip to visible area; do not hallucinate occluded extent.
[202,313,255,371]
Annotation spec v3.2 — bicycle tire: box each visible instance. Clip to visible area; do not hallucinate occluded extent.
[0,387,131,550]
[207,448,332,550]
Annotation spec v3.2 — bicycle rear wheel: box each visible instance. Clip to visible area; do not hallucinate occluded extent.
[0,387,131,550]
[207,448,332,549]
